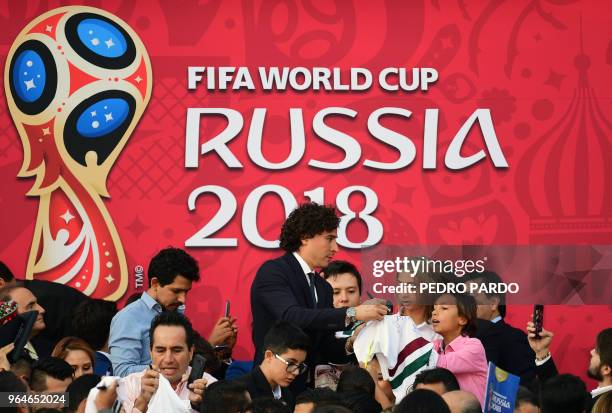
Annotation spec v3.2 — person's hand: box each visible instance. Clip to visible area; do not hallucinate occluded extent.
[135,367,160,412]
[355,304,388,322]
[208,317,236,346]
[0,343,14,372]
[226,317,238,350]
[526,319,554,359]
[95,380,118,410]
[362,298,387,306]
[374,379,395,409]
[187,377,207,405]
[345,322,367,354]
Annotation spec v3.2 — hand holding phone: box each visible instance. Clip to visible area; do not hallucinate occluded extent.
[188,354,207,385]
[188,354,207,410]
[533,304,544,338]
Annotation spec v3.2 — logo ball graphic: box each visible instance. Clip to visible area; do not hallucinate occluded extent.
[4,6,152,300]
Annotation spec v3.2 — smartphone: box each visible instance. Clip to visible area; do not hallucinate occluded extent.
[533,304,544,338]
[385,300,394,314]
[224,300,231,318]
[188,354,207,385]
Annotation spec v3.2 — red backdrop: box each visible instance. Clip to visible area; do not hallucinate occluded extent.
[1,0,611,387]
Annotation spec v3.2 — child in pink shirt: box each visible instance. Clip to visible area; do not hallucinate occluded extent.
[432,293,488,407]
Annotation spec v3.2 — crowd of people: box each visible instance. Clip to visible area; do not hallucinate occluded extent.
[0,203,610,413]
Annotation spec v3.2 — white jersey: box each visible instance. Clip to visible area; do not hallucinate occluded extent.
[353,314,437,403]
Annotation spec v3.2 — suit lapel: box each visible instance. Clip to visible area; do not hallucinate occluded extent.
[313,274,328,308]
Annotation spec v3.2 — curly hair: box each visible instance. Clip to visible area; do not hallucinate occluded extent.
[148,247,200,287]
[279,203,340,252]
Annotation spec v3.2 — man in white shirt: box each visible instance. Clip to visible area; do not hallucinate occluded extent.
[121,311,216,413]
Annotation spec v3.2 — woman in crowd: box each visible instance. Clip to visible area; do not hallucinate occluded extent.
[51,336,95,378]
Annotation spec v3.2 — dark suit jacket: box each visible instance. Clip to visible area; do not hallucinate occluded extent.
[476,318,536,385]
[234,366,295,409]
[535,356,558,384]
[250,253,348,389]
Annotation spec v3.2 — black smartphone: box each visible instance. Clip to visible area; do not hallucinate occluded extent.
[188,354,207,385]
[533,304,544,338]
[224,300,230,318]
[385,300,394,314]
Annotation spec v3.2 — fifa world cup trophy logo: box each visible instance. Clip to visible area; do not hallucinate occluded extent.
[4,6,152,300]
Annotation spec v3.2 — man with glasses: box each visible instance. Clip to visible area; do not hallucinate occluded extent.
[235,321,310,410]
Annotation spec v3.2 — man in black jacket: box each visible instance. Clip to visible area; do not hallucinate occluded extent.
[250,203,388,392]
[467,270,536,385]
[236,321,310,410]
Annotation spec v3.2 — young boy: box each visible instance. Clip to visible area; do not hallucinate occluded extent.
[235,321,310,410]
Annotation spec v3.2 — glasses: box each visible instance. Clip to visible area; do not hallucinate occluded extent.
[274,353,308,375]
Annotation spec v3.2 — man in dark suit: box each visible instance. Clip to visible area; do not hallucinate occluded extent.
[467,270,536,386]
[250,203,388,391]
[236,321,309,409]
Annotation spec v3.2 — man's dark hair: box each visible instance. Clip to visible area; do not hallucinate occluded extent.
[150,311,195,349]
[0,371,27,413]
[0,282,25,302]
[394,389,451,413]
[465,270,506,318]
[262,321,310,356]
[323,260,362,294]
[337,366,375,396]
[10,356,33,385]
[516,386,539,409]
[278,203,340,252]
[30,357,74,392]
[295,388,343,408]
[65,374,101,413]
[0,261,16,282]
[541,374,589,413]
[246,398,291,413]
[71,299,117,350]
[596,328,612,370]
[413,367,460,393]
[200,380,251,413]
[148,247,200,287]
